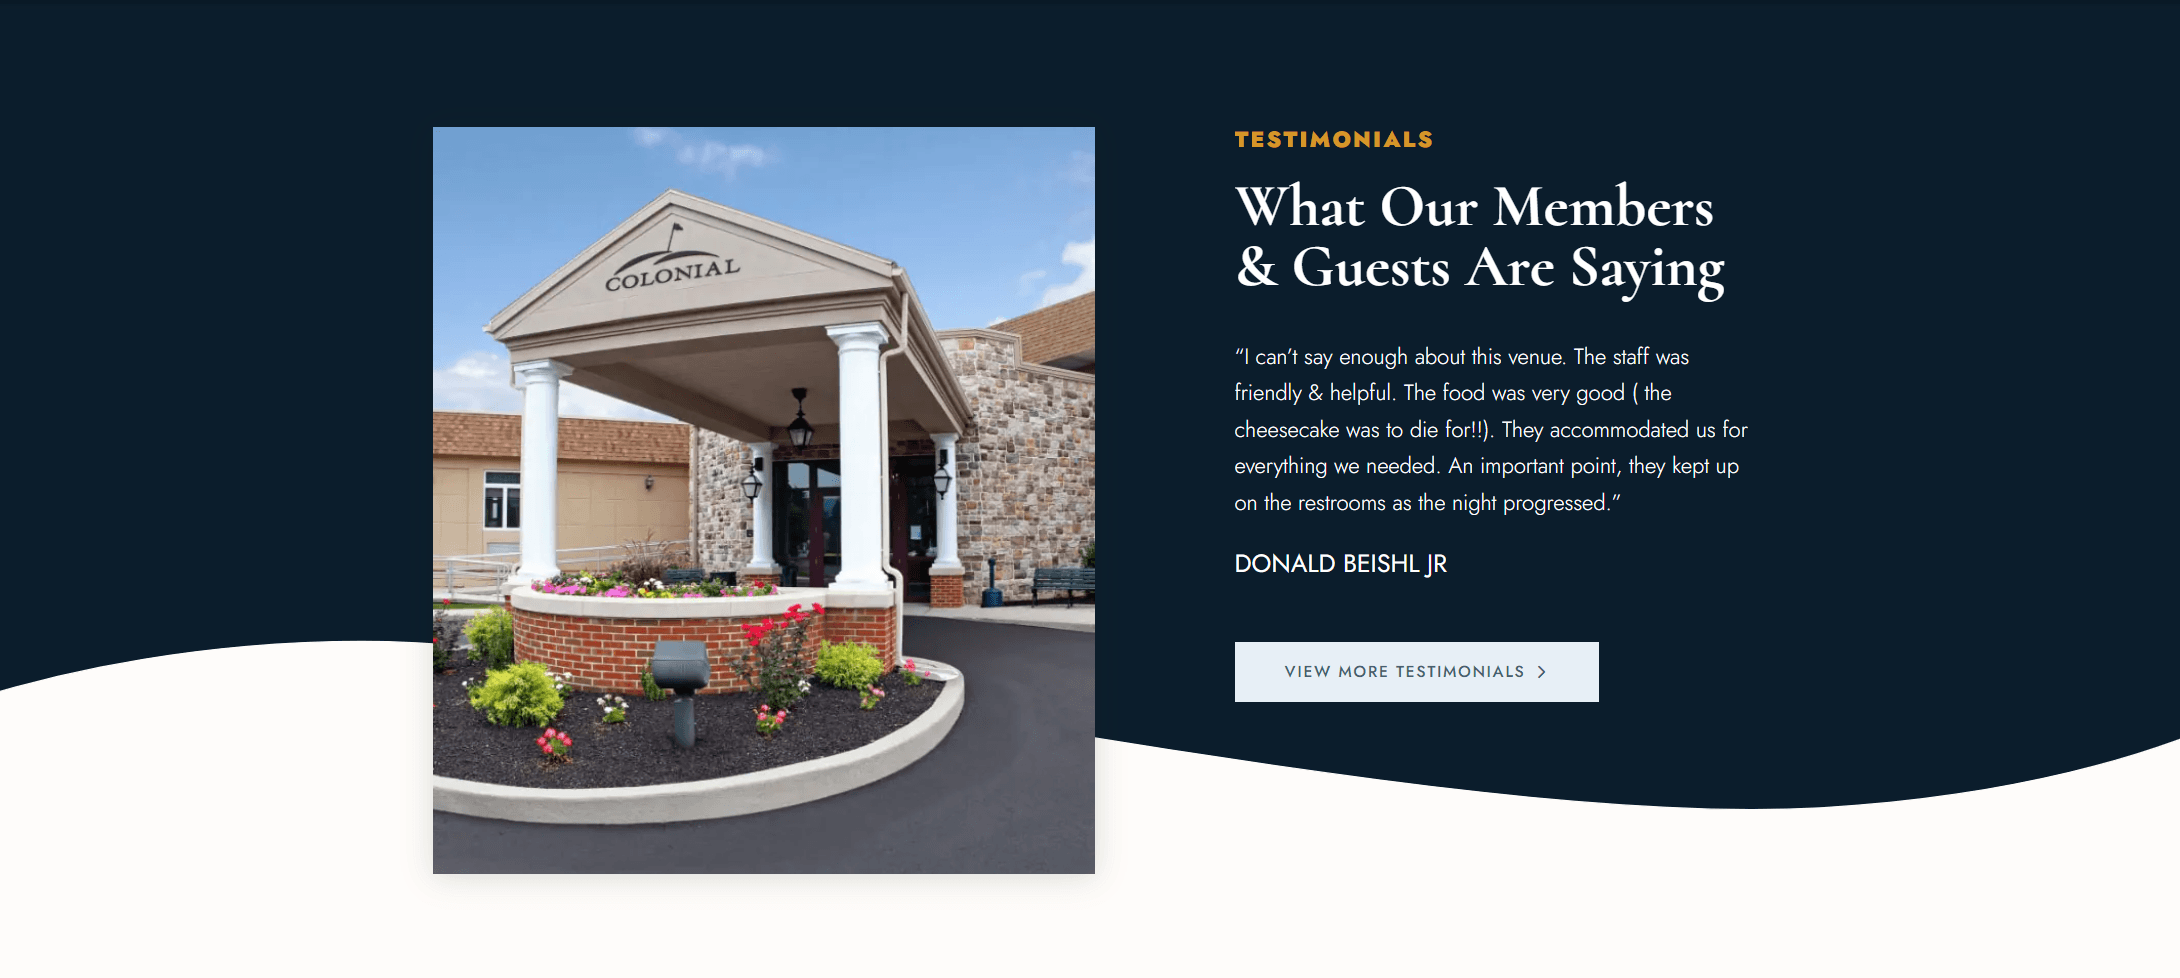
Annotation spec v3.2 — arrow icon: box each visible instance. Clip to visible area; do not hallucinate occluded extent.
[1539,666,1547,678]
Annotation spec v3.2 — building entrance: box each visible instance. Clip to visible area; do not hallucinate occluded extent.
[771,455,940,598]
[891,455,939,602]
[776,460,841,587]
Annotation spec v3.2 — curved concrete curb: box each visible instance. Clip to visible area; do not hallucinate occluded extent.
[432,659,964,825]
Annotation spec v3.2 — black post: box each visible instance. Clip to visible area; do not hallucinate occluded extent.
[982,555,1004,608]
[673,697,696,748]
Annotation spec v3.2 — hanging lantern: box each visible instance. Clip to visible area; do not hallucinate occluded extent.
[787,387,816,449]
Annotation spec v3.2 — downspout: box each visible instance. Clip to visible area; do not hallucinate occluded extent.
[876,297,909,670]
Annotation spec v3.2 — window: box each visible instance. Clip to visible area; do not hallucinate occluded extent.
[484,471,521,528]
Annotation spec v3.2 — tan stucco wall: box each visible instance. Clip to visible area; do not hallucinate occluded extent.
[432,456,690,566]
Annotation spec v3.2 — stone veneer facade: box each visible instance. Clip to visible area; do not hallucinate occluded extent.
[690,327,1093,603]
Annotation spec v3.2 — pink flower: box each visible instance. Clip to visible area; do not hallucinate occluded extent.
[545,728,556,738]
[542,744,552,754]
[537,736,547,746]
[813,603,825,615]
[904,659,915,669]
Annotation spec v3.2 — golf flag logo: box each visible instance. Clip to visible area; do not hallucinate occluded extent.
[603,222,741,292]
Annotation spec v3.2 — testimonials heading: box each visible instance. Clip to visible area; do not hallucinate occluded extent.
[1234,181,1726,303]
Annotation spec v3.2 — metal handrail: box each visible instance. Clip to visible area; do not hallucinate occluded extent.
[434,539,693,601]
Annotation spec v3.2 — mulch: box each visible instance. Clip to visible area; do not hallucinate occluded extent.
[432,658,947,789]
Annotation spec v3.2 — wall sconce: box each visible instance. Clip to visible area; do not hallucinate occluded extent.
[787,387,816,449]
[644,475,655,491]
[933,448,952,498]
[741,456,765,500]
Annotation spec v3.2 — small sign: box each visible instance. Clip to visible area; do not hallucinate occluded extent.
[909,525,923,541]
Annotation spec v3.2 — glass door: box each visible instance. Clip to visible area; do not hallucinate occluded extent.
[775,460,841,588]
[890,455,938,601]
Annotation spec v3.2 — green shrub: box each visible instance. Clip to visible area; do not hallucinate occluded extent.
[465,607,516,667]
[639,669,669,702]
[813,641,884,690]
[466,661,566,727]
[1080,541,1095,568]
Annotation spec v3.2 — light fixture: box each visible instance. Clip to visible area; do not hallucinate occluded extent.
[933,448,952,498]
[786,387,816,449]
[644,475,655,491]
[741,456,765,500]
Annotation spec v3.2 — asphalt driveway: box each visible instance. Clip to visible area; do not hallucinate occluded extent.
[432,616,1094,873]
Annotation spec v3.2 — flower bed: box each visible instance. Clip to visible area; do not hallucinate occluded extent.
[431,657,947,790]
[530,570,777,598]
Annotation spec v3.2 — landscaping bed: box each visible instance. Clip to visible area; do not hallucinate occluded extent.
[432,659,947,790]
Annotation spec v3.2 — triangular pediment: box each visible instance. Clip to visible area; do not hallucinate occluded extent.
[487,191,900,341]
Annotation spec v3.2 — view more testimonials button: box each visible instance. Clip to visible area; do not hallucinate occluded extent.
[1235,642,1600,702]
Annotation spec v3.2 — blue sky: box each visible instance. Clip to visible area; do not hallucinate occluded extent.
[432,127,1094,419]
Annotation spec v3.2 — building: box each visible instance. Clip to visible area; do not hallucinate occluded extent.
[467,189,1092,615]
[431,411,693,573]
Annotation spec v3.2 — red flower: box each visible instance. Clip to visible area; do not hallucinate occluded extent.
[813,603,825,615]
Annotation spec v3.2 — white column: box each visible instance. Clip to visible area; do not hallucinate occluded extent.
[826,322,890,590]
[745,441,778,572]
[931,432,962,572]
[510,359,574,585]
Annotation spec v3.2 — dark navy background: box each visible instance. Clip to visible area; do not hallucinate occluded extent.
[1091,6,2177,807]
[1,5,2170,808]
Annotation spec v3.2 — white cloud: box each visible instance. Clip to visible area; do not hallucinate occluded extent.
[630,127,777,179]
[987,316,1007,327]
[1016,269,1047,295]
[431,351,519,413]
[432,350,674,422]
[1040,238,1094,306]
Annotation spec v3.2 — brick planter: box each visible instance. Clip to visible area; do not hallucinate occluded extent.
[928,567,965,609]
[505,587,897,695]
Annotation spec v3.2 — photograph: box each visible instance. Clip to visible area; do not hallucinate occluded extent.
[430,127,1096,872]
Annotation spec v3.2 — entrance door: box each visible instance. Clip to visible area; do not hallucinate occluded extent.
[776,460,841,588]
[890,455,938,601]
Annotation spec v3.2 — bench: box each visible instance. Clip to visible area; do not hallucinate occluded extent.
[1031,567,1096,608]
[661,569,735,586]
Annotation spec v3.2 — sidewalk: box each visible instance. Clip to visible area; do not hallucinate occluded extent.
[902,600,1094,633]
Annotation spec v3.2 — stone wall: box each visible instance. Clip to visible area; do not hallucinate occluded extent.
[939,328,1095,602]
[692,431,755,571]
[689,327,1094,604]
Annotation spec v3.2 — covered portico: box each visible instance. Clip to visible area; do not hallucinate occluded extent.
[484,190,973,622]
